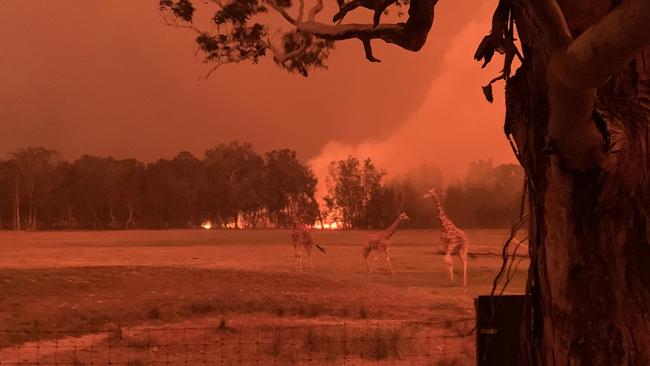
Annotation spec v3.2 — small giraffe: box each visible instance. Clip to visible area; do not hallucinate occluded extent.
[289,213,326,271]
[423,187,469,286]
[363,212,409,275]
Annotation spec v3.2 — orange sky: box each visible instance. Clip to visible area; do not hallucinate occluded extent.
[0,0,514,183]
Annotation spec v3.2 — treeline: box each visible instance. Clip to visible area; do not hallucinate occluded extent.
[444,160,525,228]
[0,143,319,230]
[324,157,524,229]
[0,145,524,231]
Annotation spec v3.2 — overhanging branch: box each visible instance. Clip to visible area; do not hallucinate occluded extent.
[302,0,437,52]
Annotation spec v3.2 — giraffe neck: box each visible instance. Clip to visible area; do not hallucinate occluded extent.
[431,194,452,227]
[383,216,403,239]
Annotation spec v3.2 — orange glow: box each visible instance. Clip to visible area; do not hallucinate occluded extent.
[311,222,342,230]
[200,221,212,230]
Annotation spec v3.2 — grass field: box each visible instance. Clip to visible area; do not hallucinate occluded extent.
[0,229,528,365]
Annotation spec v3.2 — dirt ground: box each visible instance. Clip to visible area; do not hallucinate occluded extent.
[0,229,528,365]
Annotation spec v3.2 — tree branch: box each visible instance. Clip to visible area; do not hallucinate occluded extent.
[300,0,437,52]
[297,0,305,24]
[307,0,324,22]
[555,0,650,89]
[362,38,381,62]
[268,0,298,26]
[267,33,313,64]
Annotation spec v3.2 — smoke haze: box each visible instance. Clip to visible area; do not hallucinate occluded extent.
[0,0,514,188]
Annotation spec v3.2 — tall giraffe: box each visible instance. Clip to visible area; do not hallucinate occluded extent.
[423,187,469,286]
[289,213,326,271]
[363,212,409,275]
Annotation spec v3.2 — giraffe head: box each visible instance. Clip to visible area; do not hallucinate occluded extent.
[398,212,410,221]
[423,187,439,200]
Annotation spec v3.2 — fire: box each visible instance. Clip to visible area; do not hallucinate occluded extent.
[200,221,212,230]
[311,221,343,230]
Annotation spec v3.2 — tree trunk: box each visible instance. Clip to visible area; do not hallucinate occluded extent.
[31,208,37,231]
[509,2,650,364]
[126,203,135,229]
[66,203,75,229]
[14,174,20,231]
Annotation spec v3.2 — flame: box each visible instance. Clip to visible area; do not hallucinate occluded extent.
[310,221,343,230]
[200,221,212,230]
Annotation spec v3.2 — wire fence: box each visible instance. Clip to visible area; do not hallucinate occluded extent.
[0,319,474,366]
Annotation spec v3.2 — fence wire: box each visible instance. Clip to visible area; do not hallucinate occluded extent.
[0,320,474,365]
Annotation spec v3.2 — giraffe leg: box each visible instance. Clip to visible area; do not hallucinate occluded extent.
[363,245,372,274]
[385,248,395,276]
[366,251,374,274]
[444,253,454,282]
[460,245,469,287]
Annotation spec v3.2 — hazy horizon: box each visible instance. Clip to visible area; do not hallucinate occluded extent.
[1,0,515,186]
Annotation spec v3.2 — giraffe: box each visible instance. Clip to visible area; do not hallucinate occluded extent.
[423,187,469,286]
[289,213,326,271]
[363,212,409,275]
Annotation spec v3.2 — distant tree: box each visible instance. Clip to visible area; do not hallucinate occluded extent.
[389,165,444,229]
[109,159,146,228]
[49,162,77,229]
[445,160,524,228]
[204,141,265,228]
[0,160,17,229]
[325,156,397,229]
[11,147,62,230]
[145,151,205,228]
[263,149,318,227]
[66,155,115,229]
[325,157,364,228]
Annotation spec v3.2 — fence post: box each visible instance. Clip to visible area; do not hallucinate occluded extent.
[255,327,260,365]
[184,329,189,366]
[342,322,347,365]
[220,328,225,366]
[165,329,170,366]
[146,329,152,365]
[238,328,243,364]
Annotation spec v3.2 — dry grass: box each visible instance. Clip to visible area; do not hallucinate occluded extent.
[0,229,526,364]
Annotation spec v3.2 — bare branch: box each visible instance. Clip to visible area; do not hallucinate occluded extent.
[303,0,437,52]
[201,61,229,80]
[297,0,305,24]
[362,38,381,62]
[307,0,324,22]
[268,0,298,26]
[160,12,203,35]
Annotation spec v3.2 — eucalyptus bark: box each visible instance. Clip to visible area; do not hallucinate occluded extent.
[507,1,650,364]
